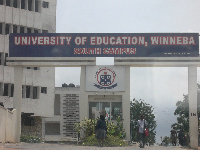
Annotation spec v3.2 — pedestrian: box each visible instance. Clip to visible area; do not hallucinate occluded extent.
[170,127,177,146]
[95,115,107,147]
[137,114,148,148]
[178,129,186,146]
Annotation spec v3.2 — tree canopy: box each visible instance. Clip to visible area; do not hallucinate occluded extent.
[171,83,200,146]
[172,83,200,132]
[130,99,157,145]
[162,136,171,146]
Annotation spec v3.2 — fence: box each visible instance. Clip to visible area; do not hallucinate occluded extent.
[0,106,17,143]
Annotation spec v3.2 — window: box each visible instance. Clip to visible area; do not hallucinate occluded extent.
[27,28,32,33]
[0,82,3,96]
[42,1,49,8]
[45,123,60,135]
[11,84,14,97]
[5,24,10,35]
[89,102,122,121]
[41,87,47,94]
[13,0,18,8]
[89,102,99,119]
[0,23,2,34]
[100,102,110,120]
[33,86,38,99]
[20,26,24,33]
[21,0,25,9]
[27,67,31,69]
[111,102,122,120]
[13,25,18,33]
[35,0,39,12]
[26,86,30,98]
[42,30,48,33]
[54,94,60,115]
[3,83,9,96]
[6,0,11,6]
[0,0,3,5]
[34,67,39,70]
[0,53,3,65]
[34,29,39,33]
[28,0,32,11]
[4,53,8,66]
[22,117,34,126]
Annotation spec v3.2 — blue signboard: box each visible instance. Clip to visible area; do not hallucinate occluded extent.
[9,33,199,57]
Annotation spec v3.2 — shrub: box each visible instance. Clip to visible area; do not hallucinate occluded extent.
[74,116,127,146]
[80,134,128,147]
[74,116,126,139]
[107,116,126,139]
[20,134,42,143]
[74,117,97,138]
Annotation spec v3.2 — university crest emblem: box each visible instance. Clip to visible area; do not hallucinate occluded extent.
[94,67,117,89]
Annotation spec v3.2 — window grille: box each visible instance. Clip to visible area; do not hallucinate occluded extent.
[42,1,49,8]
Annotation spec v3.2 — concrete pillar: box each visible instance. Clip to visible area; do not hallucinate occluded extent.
[79,66,88,122]
[122,66,130,141]
[188,66,198,149]
[79,66,88,138]
[13,66,23,143]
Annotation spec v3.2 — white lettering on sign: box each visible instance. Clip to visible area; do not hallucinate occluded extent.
[74,48,101,54]
[103,48,136,54]
[74,37,87,45]
[90,36,148,46]
[14,36,72,45]
[73,48,137,55]
[150,36,195,45]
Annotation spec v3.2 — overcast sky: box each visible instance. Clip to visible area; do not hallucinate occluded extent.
[55,0,200,143]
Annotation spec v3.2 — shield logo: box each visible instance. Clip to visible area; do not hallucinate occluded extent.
[94,67,117,89]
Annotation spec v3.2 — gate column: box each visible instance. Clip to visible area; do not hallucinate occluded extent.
[188,66,198,149]
[13,66,23,143]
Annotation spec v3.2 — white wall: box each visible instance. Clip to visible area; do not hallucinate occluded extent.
[0,106,17,143]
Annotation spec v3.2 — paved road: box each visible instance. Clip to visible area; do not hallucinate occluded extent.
[0,143,194,150]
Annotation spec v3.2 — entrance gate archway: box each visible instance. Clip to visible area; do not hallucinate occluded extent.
[7,57,200,148]
[8,33,200,149]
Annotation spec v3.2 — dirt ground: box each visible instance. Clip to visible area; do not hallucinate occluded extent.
[0,142,194,150]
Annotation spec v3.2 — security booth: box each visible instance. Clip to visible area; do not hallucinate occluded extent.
[7,33,199,148]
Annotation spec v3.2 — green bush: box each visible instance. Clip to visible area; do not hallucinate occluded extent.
[80,134,128,147]
[74,117,97,138]
[81,134,98,146]
[75,116,126,139]
[20,134,41,143]
[107,116,126,139]
[75,116,127,147]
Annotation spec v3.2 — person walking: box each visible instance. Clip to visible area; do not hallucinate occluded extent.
[95,115,107,147]
[178,129,186,146]
[137,115,148,148]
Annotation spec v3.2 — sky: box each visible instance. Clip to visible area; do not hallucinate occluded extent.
[55,0,200,144]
